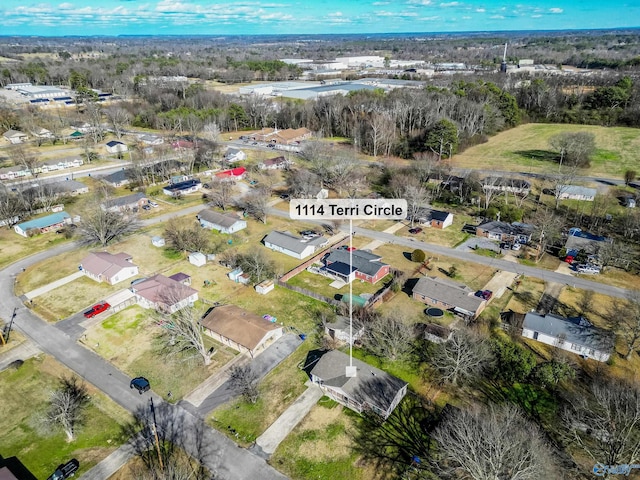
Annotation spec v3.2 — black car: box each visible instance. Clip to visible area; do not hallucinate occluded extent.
[130,376,150,394]
[47,459,79,480]
[408,227,423,234]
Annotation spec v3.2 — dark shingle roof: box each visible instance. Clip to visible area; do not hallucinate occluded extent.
[197,209,244,229]
[325,249,387,277]
[412,276,484,315]
[103,192,147,208]
[310,350,407,413]
[523,312,614,353]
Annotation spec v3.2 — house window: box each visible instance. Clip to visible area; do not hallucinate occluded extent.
[533,331,539,340]
[570,343,582,351]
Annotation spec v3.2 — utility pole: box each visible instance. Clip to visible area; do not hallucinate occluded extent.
[149,398,164,471]
[1,308,17,345]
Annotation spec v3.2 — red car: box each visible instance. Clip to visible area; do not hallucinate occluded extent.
[83,302,110,318]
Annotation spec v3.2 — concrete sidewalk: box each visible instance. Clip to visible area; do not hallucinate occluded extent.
[252,382,323,459]
[0,340,40,371]
[80,442,137,480]
[23,270,84,300]
[360,221,405,250]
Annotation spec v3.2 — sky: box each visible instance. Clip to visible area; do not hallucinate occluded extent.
[0,0,638,36]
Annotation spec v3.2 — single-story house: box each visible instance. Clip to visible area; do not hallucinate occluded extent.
[131,274,198,313]
[47,180,89,196]
[323,249,389,284]
[255,279,275,294]
[102,192,149,212]
[414,209,454,229]
[139,134,164,145]
[105,140,128,154]
[14,211,71,237]
[557,185,597,202]
[324,315,364,345]
[215,167,246,180]
[259,156,290,170]
[0,165,31,180]
[310,350,408,419]
[252,127,312,145]
[32,127,54,139]
[200,304,284,358]
[196,209,247,234]
[151,236,165,247]
[263,231,327,259]
[3,130,28,144]
[564,228,610,257]
[482,177,531,195]
[412,276,486,319]
[521,312,614,362]
[475,220,534,244]
[101,169,130,187]
[80,251,139,285]
[188,252,207,267]
[171,139,195,150]
[163,179,202,197]
[223,148,247,163]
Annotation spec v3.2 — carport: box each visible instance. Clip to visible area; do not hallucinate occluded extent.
[103,289,137,313]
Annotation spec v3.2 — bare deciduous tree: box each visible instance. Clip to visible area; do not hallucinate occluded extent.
[44,376,90,442]
[237,187,269,224]
[434,403,554,480]
[206,178,234,211]
[361,313,414,361]
[615,291,640,360]
[0,185,26,227]
[78,193,139,246]
[157,304,212,366]
[104,106,131,139]
[164,217,211,253]
[563,378,640,468]
[430,329,493,385]
[237,250,275,283]
[228,364,260,404]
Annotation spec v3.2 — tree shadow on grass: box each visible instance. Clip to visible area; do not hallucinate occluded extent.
[514,150,559,163]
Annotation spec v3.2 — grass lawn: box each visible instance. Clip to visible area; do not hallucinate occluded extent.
[453,123,640,178]
[287,270,385,300]
[270,402,378,480]
[0,227,73,270]
[82,305,236,402]
[209,345,310,446]
[397,215,475,248]
[0,355,130,479]
[503,276,546,313]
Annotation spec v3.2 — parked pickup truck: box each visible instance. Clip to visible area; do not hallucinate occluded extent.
[83,302,110,318]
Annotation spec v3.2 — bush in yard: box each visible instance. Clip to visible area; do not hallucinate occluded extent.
[411,249,426,263]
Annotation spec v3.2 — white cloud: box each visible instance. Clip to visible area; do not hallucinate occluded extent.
[490,14,504,19]
[328,11,343,17]
[372,1,391,4]
[407,0,432,4]
[549,7,563,13]
[419,15,439,21]
[531,14,542,18]
[439,1,459,6]
[475,8,485,12]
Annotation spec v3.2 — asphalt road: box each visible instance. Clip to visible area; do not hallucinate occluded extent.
[267,206,632,300]
[0,244,286,480]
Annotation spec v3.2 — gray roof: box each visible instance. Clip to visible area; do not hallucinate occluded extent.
[263,231,314,254]
[197,209,243,229]
[565,230,609,254]
[101,169,129,184]
[310,349,407,413]
[325,249,387,277]
[412,276,484,315]
[477,220,533,236]
[559,185,597,198]
[103,192,147,208]
[523,312,614,353]
[46,180,87,193]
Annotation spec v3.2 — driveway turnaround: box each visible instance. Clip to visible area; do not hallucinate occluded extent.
[252,383,324,459]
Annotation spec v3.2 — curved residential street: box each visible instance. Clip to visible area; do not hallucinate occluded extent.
[0,200,633,479]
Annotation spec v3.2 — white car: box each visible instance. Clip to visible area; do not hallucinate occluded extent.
[148,201,159,208]
[511,243,521,251]
[577,264,601,274]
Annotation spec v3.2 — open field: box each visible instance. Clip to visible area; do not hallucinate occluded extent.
[83,305,236,402]
[453,123,640,178]
[210,345,310,446]
[396,214,475,247]
[270,402,378,480]
[0,226,73,270]
[0,355,130,479]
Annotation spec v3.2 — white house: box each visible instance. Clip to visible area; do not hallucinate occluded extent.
[80,252,139,285]
[521,312,614,362]
[557,185,597,202]
[196,209,247,234]
[259,156,290,170]
[105,140,128,154]
[324,315,364,345]
[223,147,247,163]
[3,130,28,144]
[163,179,202,197]
[263,231,327,259]
[131,274,198,313]
[139,134,164,145]
[255,279,275,294]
